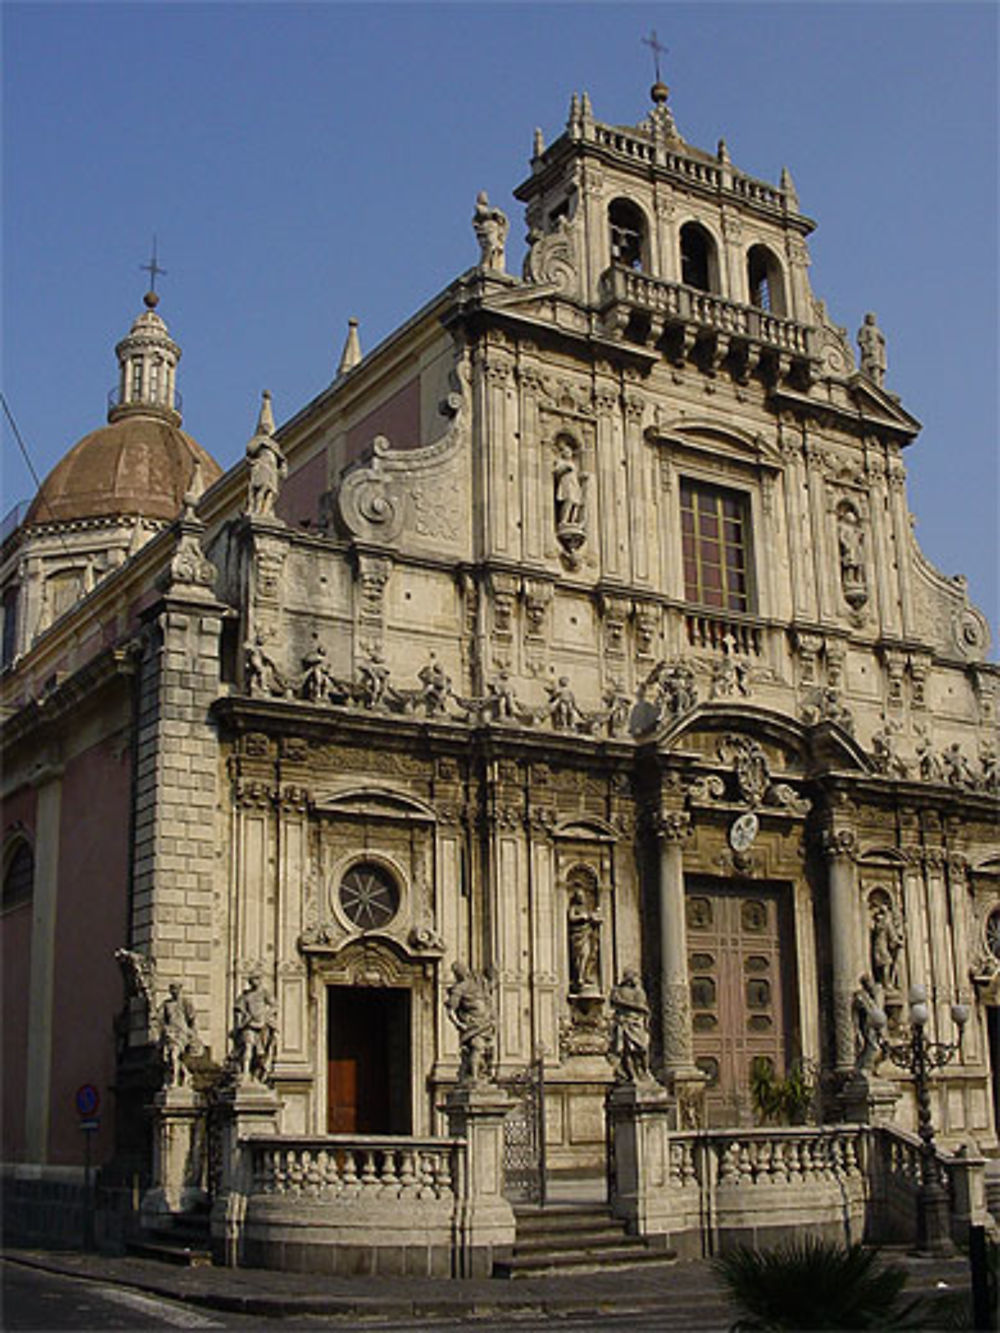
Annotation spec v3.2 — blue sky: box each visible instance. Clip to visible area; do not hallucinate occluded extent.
[3,2,997,635]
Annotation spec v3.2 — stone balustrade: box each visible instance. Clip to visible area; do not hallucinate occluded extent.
[251,1134,461,1202]
[685,611,764,657]
[600,267,815,366]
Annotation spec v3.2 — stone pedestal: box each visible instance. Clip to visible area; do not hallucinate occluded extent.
[606,1079,674,1238]
[209,1078,282,1267]
[840,1071,900,1125]
[443,1083,516,1277]
[670,1068,709,1130]
[141,1086,207,1223]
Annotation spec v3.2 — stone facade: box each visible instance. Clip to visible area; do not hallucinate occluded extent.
[2,85,998,1248]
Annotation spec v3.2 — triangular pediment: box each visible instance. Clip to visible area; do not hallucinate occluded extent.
[847,376,922,438]
[649,418,784,468]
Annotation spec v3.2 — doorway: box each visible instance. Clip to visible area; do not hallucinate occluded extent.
[327,986,411,1134]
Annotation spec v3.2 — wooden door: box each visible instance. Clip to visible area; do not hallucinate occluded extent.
[685,882,796,1125]
[327,986,411,1134]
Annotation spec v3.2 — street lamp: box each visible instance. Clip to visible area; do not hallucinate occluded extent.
[882,983,968,1256]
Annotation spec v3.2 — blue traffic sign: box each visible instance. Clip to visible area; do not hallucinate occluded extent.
[75,1084,100,1117]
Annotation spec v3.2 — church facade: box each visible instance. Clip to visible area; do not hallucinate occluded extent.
[2,83,998,1250]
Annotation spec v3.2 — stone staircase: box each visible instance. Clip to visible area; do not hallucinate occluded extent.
[127,1208,213,1267]
[494,1202,678,1278]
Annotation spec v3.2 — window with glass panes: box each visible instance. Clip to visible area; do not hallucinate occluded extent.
[680,480,751,612]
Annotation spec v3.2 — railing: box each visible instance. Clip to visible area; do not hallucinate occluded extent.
[250,1134,463,1202]
[601,268,814,359]
[685,611,764,656]
[107,386,182,414]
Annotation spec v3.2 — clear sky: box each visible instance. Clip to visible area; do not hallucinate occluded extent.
[3,2,997,638]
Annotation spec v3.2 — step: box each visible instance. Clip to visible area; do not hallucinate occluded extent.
[496,1244,678,1279]
[125,1237,214,1267]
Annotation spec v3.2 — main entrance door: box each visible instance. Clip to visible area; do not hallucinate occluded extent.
[685,881,797,1125]
[327,986,411,1134]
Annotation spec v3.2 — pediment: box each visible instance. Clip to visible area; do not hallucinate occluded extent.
[314,784,436,823]
[554,815,618,842]
[846,376,922,439]
[648,417,784,469]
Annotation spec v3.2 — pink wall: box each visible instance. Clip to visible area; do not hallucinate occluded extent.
[344,377,421,467]
[1,787,37,1160]
[47,736,131,1165]
[276,449,327,529]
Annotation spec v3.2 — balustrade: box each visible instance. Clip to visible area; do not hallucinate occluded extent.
[250,1135,462,1204]
[685,612,764,656]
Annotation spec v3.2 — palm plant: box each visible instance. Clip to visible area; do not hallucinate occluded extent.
[713,1237,931,1331]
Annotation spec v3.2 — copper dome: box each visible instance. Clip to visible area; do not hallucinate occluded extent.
[25,415,222,526]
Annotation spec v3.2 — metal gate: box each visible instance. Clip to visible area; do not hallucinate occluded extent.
[501,1052,547,1205]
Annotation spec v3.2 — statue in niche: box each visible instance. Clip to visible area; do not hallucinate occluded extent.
[852,973,887,1075]
[445,962,496,1085]
[232,969,277,1084]
[837,504,868,609]
[869,901,904,993]
[472,191,509,272]
[567,885,602,995]
[553,442,588,561]
[158,982,199,1089]
[245,630,284,698]
[608,969,652,1084]
[857,312,887,387]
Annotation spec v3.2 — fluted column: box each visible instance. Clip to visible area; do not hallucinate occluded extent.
[821,827,860,1072]
[655,809,696,1080]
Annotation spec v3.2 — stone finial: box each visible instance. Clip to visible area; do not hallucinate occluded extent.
[568,92,580,127]
[337,317,362,377]
[858,312,887,387]
[472,191,509,273]
[255,388,276,436]
[532,126,545,158]
[780,166,799,211]
[717,138,730,164]
[580,91,593,121]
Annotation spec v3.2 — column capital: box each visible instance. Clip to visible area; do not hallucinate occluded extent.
[818,826,858,861]
[654,809,692,843]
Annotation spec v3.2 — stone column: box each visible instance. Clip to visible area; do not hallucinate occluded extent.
[141,1086,207,1221]
[655,809,701,1099]
[606,1080,674,1238]
[24,762,63,1163]
[822,827,860,1073]
[443,1085,516,1277]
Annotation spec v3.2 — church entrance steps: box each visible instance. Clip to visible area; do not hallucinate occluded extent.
[494,1202,678,1278]
[128,1212,213,1267]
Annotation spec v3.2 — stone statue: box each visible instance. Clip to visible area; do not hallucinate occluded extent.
[158,982,199,1088]
[472,190,509,272]
[870,721,908,778]
[245,393,287,518]
[485,670,518,722]
[567,887,602,994]
[245,630,284,697]
[300,634,336,703]
[916,730,943,783]
[357,652,391,709]
[553,445,585,530]
[711,654,750,699]
[837,506,868,608]
[870,903,903,993]
[445,962,496,1085]
[852,973,887,1074]
[609,969,652,1083]
[857,312,886,387]
[232,970,277,1083]
[602,681,633,736]
[546,676,581,731]
[418,655,452,716]
[941,742,976,789]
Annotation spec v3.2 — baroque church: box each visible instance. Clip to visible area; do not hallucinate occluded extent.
[2,79,998,1269]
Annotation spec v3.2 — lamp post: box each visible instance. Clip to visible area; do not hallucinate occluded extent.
[882,984,969,1256]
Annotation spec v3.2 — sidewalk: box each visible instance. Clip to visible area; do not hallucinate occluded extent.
[3,1245,735,1324]
[3,1243,971,1326]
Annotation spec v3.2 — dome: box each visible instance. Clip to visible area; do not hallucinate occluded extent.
[25,415,222,526]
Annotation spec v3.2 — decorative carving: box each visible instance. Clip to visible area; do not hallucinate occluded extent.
[632,659,697,735]
[355,553,391,657]
[157,982,200,1088]
[819,828,857,860]
[545,676,583,731]
[801,686,854,733]
[472,190,508,271]
[601,680,634,737]
[356,652,392,709]
[870,718,908,778]
[608,969,654,1084]
[710,652,751,700]
[300,633,340,704]
[632,603,659,660]
[792,630,824,686]
[417,654,453,717]
[445,963,496,1085]
[880,649,907,708]
[115,947,155,1010]
[231,969,277,1085]
[661,980,693,1067]
[523,214,579,295]
[245,629,286,698]
[408,924,446,954]
[162,514,216,593]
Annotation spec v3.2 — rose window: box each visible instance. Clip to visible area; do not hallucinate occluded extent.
[339,862,399,930]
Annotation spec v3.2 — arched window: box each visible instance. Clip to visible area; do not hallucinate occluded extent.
[746,244,787,316]
[608,199,647,270]
[680,222,718,293]
[3,840,34,911]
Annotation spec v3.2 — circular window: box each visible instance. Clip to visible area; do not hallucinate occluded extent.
[339,862,400,930]
[986,908,1000,963]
